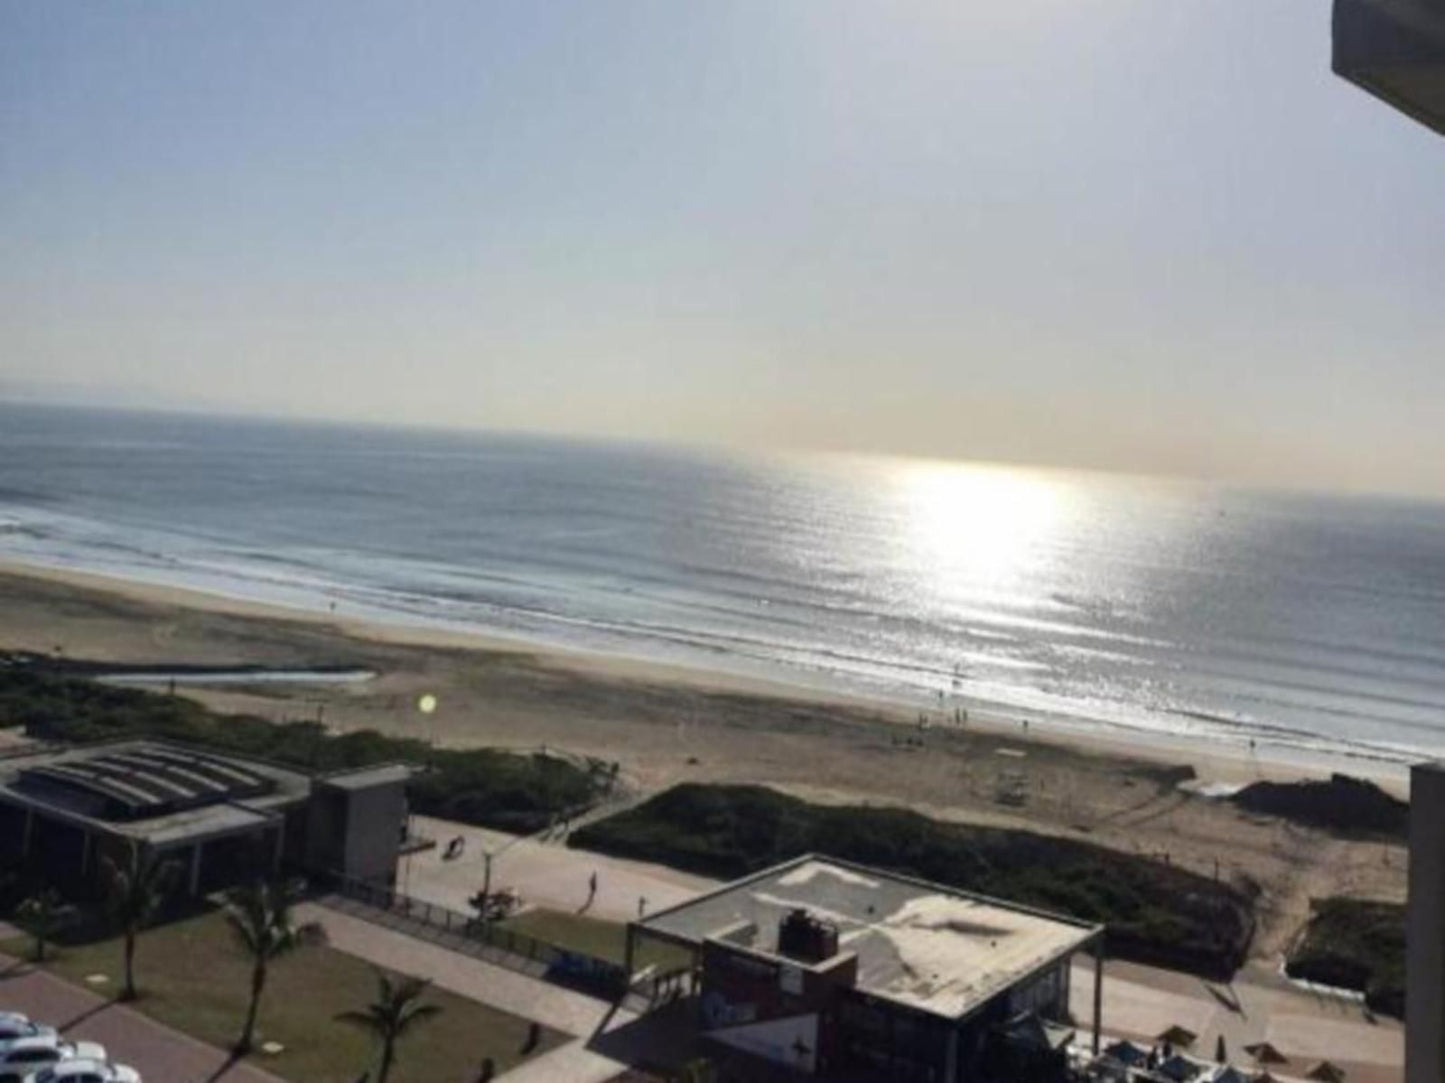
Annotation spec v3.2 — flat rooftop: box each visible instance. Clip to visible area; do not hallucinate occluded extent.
[319,763,412,790]
[637,855,1101,1020]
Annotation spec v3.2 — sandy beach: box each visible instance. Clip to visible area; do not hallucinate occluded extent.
[0,558,1410,967]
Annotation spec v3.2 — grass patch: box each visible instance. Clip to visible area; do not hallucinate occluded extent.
[501,907,692,972]
[571,783,1257,979]
[3,906,567,1082]
[1286,897,1404,1018]
[0,659,614,833]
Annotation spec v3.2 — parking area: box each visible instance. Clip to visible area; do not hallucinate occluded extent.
[0,953,282,1083]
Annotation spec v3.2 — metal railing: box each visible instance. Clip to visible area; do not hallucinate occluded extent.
[324,872,631,999]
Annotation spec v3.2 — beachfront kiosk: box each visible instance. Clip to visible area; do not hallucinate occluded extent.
[628,854,1105,1081]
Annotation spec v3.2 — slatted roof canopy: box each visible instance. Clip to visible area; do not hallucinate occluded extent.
[17,746,274,821]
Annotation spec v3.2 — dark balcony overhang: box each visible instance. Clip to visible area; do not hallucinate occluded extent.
[1334,0,1445,135]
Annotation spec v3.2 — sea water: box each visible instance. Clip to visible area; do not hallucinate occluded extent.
[3,401,1444,762]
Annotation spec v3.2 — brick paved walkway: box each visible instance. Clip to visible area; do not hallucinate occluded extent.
[0,953,284,1083]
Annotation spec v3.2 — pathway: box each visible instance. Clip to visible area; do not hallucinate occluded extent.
[302,901,706,1082]
[1073,957,1402,1083]
[402,814,714,923]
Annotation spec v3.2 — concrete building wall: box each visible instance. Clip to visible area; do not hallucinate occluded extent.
[1407,762,1445,1083]
[340,779,407,885]
[304,787,349,875]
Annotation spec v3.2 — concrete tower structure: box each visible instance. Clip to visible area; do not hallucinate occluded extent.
[1407,763,1445,1083]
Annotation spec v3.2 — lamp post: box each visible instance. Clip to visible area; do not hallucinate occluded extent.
[401,693,439,896]
[418,693,438,762]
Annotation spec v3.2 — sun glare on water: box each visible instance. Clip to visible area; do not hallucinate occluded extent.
[894,461,1078,601]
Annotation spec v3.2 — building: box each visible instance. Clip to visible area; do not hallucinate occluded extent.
[1406,763,1445,1083]
[627,855,1105,1082]
[1333,0,1445,134]
[1332,10,1442,1082]
[0,738,411,896]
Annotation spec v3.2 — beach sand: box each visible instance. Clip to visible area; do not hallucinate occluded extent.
[0,559,1410,965]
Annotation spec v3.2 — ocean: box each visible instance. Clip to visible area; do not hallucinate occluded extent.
[3,401,1444,763]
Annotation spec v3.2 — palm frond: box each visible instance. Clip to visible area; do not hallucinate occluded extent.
[334,1008,383,1033]
[395,1003,442,1035]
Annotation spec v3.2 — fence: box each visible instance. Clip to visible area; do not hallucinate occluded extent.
[324,873,631,1000]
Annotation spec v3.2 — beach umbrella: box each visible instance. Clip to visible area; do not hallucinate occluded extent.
[1158,1054,1203,1082]
[1244,1042,1288,1066]
[1158,1025,1199,1048]
[1306,1062,1346,1083]
[1103,1040,1149,1067]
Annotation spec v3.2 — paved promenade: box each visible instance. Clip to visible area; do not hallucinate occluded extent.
[404,814,712,922]
[0,953,283,1083]
[1072,957,1402,1083]
[304,902,661,1081]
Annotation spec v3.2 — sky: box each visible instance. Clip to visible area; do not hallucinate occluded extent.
[2,1,1442,495]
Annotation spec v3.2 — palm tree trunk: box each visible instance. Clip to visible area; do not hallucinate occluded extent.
[122,926,137,1000]
[377,1039,395,1083]
[239,957,267,1052]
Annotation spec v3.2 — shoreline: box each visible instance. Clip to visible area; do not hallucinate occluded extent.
[0,552,1412,967]
[0,556,1413,792]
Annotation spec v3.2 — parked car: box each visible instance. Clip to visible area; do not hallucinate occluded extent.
[0,1020,56,1046]
[0,1037,107,1083]
[24,1059,141,1083]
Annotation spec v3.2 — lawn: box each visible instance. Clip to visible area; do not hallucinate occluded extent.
[4,907,567,1083]
[500,907,693,973]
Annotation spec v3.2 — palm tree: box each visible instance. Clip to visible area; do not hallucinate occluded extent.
[99,841,182,1001]
[223,879,325,1053]
[16,886,66,962]
[335,968,442,1083]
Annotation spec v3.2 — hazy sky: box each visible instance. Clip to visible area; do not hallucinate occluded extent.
[2,2,1442,494]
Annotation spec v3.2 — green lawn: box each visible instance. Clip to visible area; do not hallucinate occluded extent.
[500,907,693,973]
[4,907,567,1083]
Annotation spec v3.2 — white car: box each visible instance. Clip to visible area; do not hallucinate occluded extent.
[24,1060,141,1083]
[0,1038,107,1083]
[0,1020,56,1046]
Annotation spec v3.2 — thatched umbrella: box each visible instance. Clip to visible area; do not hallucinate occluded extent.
[1158,1024,1199,1048]
[1306,1061,1346,1083]
[1244,1042,1288,1066]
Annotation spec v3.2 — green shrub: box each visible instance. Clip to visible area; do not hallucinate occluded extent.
[0,663,609,834]
[1286,897,1404,1018]
[1233,775,1407,839]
